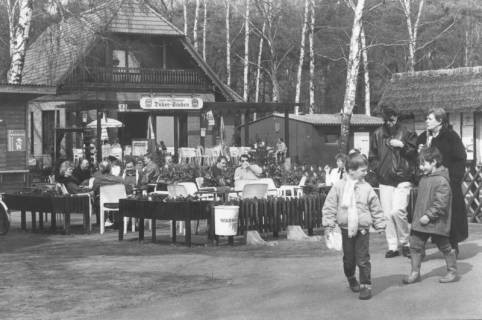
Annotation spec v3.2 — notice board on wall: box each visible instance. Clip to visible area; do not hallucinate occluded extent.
[8,130,26,152]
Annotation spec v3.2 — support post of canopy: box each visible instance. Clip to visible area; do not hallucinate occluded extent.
[284,107,290,157]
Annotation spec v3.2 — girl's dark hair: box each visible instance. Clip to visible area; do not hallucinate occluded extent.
[346,153,368,171]
[419,146,443,167]
[427,108,448,128]
[334,153,348,162]
[216,155,228,163]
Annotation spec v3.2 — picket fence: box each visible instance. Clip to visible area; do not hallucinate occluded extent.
[235,194,326,237]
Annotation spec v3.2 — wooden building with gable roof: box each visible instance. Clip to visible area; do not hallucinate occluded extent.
[379,66,482,163]
[23,0,243,164]
[241,113,383,165]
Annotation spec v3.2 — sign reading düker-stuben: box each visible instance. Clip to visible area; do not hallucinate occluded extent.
[140,96,203,110]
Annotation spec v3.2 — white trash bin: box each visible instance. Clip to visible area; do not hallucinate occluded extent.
[214,205,239,236]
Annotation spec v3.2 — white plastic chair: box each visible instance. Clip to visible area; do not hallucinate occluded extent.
[278,176,306,198]
[241,183,268,199]
[99,184,127,234]
[258,178,278,196]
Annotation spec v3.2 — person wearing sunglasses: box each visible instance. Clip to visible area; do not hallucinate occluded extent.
[234,154,262,181]
[369,103,418,259]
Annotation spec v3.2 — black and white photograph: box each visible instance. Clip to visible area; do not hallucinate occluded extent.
[0,0,481,319]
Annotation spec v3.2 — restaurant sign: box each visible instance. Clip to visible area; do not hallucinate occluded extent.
[140,96,203,110]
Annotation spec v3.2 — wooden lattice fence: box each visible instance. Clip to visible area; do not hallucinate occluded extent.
[463,165,482,222]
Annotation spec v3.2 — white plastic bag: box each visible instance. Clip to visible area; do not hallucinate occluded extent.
[324,225,342,251]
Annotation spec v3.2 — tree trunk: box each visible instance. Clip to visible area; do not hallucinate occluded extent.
[255,21,265,103]
[360,25,370,115]
[339,0,365,154]
[308,0,315,114]
[399,0,425,72]
[202,0,207,60]
[243,0,250,101]
[193,0,200,51]
[7,0,33,85]
[225,0,231,86]
[294,0,309,114]
[183,0,188,35]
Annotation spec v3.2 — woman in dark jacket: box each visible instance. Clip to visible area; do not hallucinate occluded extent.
[416,108,468,255]
[57,160,84,194]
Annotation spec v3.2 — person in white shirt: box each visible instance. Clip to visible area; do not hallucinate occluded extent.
[325,153,348,186]
[234,154,263,181]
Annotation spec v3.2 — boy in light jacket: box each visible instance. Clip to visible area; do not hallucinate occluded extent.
[322,153,385,300]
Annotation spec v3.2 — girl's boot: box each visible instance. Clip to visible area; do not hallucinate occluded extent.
[440,250,458,283]
[403,251,422,284]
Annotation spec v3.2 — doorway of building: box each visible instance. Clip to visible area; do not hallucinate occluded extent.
[156,116,175,148]
[119,112,148,146]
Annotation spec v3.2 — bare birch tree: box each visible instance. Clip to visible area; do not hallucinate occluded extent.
[224,0,231,86]
[360,25,370,115]
[294,0,309,114]
[202,0,207,60]
[6,0,33,84]
[183,0,188,35]
[243,0,250,101]
[254,20,265,103]
[399,0,425,72]
[308,0,315,114]
[339,0,365,153]
[193,0,200,51]
[252,0,295,102]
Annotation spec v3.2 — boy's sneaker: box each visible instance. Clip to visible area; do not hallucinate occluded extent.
[104,220,114,227]
[347,277,360,292]
[385,250,400,258]
[358,284,372,300]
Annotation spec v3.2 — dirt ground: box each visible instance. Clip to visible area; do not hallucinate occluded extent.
[1,214,482,320]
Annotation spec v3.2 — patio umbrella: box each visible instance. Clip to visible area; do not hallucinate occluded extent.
[86,117,123,129]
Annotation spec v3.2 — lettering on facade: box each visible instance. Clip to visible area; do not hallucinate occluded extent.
[140,96,203,110]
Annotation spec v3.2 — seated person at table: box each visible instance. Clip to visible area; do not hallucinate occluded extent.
[324,153,348,187]
[73,159,92,184]
[108,156,122,176]
[122,159,144,194]
[57,161,86,194]
[209,156,232,187]
[234,154,262,181]
[93,161,126,227]
[142,153,160,184]
[92,161,126,194]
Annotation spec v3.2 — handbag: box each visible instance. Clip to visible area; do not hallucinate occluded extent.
[407,188,417,224]
[390,148,412,182]
[324,225,342,251]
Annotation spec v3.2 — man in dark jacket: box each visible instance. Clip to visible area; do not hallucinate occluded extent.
[369,104,418,258]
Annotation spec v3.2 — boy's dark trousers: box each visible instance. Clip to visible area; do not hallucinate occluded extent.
[342,228,371,285]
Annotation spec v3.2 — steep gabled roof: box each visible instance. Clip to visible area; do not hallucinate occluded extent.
[180,38,243,102]
[21,0,241,102]
[378,66,482,113]
[108,0,183,35]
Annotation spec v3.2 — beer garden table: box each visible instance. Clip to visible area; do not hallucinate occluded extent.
[2,193,91,234]
[117,198,214,247]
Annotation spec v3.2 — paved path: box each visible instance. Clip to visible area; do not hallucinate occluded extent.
[2,216,481,320]
[93,232,482,320]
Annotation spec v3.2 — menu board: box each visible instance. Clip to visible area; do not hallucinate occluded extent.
[132,140,148,156]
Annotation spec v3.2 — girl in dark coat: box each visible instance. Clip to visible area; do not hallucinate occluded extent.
[416,108,468,255]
